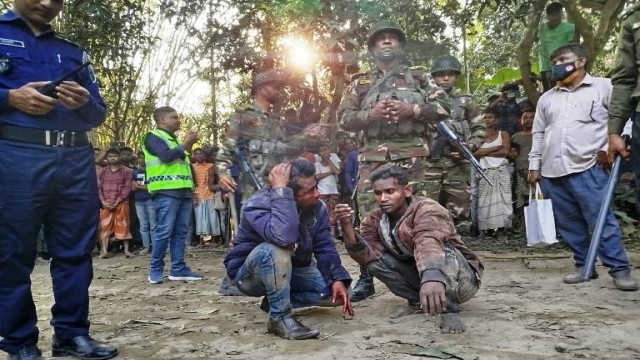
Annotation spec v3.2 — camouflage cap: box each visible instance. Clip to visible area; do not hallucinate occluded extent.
[367,21,406,50]
[430,55,462,75]
[252,69,288,88]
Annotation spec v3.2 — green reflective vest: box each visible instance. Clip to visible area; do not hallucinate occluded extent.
[141,129,193,193]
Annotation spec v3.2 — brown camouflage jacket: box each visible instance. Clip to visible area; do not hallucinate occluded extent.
[345,196,483,284]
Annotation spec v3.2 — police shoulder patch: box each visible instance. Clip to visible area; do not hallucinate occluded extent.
[620,2,640,20]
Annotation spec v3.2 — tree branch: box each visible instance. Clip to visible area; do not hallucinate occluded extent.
[519,0,548,106]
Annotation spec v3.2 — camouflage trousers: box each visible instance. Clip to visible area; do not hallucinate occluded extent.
[424,158,472,235]
[367,243,480,307]
[355,157,431,218]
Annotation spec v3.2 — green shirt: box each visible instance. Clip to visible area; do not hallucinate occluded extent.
[538,21,575,72]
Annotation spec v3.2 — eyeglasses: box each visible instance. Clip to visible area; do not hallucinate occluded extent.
[589,101,596,122]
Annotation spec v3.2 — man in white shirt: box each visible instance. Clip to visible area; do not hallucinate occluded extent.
[529,43,637,291]
[315,144,341,238]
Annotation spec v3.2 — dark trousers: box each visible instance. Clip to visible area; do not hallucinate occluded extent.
[0,140,98,354]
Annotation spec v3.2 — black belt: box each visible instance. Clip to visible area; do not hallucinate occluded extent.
[0,124,90,147]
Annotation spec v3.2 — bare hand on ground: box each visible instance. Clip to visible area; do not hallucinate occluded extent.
[331,281,354,317]
[420,281,446,316]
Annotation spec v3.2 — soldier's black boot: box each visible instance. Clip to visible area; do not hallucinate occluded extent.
[349,266,375,302]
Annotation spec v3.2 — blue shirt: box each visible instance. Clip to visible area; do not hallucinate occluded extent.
[343,149,358,193]
[132,168,151,202]
[0,11,106,131]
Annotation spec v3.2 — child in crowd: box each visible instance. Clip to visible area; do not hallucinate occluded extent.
[98,148,134,258]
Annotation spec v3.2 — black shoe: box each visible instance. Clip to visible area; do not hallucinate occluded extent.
[349,275,375,302]
[218,275,244,296]
[9,345,42,360]
[260,296,269,313]
[51,335,118,360]
[267,315,320,340]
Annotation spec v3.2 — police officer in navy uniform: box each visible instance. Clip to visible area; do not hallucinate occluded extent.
[0,1,118,360]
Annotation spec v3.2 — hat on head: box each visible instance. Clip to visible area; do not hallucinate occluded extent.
[252,57,287,88]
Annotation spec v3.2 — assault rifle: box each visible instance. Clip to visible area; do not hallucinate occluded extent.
[230,146,263,191]
[431,121,494,187]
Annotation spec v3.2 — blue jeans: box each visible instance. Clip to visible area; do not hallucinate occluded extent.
[135,200,156,249]
[234,243,331,319]
[540,165,631,275]
[150,195,191,274]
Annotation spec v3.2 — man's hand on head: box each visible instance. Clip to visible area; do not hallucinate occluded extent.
[268,163,291,188]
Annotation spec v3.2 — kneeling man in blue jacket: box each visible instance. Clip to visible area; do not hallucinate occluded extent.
[224,159,354,340]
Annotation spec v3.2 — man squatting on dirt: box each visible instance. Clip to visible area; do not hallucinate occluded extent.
[336,165,483,333]
[224,159,354,340]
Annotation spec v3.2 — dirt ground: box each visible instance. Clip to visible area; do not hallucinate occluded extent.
[29,245,640,360]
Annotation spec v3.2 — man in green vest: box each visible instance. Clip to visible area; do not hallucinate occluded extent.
[142,106,202,284]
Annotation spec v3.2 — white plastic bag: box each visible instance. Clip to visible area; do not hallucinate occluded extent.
[524,184,558,246]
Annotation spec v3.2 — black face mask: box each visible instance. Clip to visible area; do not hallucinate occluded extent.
[552,61,579,81]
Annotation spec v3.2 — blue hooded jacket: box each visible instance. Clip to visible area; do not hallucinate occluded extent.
[224,187,352,288]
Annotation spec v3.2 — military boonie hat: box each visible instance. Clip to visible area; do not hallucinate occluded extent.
[367,21,406,50]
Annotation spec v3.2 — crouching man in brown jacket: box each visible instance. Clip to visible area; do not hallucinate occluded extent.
[336,165,483,333]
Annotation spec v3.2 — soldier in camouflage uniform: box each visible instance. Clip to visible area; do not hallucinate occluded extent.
[608,3,640,176]
[338,21,450,302]
[216,64,321,296]
[217,68,320,201]
[426,55,485,236]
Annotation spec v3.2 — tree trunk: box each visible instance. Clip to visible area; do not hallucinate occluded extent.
[519,0,548,106]
[560,0,625,63]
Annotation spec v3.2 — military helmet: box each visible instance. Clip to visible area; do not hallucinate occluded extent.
[367,21,406,50]
[430,55,462,75]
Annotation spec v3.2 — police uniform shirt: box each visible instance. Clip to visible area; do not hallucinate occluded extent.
[0,10,106,132]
